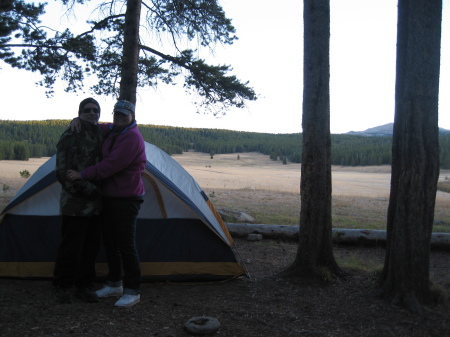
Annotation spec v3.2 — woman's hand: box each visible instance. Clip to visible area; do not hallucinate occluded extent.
[66,170,81,181]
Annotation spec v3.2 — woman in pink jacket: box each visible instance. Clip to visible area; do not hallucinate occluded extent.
[68,100,146,307]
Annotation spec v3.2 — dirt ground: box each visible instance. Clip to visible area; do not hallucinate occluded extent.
[0,238,449,337]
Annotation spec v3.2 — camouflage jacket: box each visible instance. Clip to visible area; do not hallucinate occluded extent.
[55,120,103,216]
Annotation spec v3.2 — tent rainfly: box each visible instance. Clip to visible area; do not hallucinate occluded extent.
[0,142,247,281]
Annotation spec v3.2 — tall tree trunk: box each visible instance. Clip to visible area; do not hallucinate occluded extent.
[380,0,442,311]
[119,0,142,104]
[281,0,340,279]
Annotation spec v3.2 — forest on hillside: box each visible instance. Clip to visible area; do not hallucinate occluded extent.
[1,120,450,168]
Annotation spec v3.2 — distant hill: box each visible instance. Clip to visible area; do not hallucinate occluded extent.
[346,123,394,136]
[347,123,450,136]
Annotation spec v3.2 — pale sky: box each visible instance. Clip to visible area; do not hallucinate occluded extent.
[0,0,449,134]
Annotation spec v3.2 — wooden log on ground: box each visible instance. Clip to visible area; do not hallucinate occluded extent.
[226,223,450,249]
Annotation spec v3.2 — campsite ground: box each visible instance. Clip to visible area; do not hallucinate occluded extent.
[0,153,449,336]
[0,238,449,336]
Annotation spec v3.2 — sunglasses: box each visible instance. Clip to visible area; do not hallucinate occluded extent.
[82,107,99,114]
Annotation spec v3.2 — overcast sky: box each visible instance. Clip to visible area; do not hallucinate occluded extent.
[0,0,449,134]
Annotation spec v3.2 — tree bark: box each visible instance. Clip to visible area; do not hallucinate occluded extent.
[380,0,442,310]
[119,0,142,104]
[280,0,340,279]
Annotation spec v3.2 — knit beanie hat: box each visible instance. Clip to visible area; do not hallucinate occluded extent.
[78,97,101,116]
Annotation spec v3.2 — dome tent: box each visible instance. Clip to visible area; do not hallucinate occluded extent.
[0,142,247,281]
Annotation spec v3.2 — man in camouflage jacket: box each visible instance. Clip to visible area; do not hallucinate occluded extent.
[53,97,103,304]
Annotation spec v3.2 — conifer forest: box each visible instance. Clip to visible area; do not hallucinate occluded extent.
[1,120,449,168]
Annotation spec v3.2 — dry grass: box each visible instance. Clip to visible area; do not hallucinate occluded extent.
[172,152,450,231]
[0,157,51,211]
[173,152,302,193]
[1,153,449,231]
[0,157,49,191]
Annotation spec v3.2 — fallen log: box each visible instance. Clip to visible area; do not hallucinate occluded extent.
[226,223,450,249]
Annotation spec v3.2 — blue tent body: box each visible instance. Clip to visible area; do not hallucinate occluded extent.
[0,142,247,281]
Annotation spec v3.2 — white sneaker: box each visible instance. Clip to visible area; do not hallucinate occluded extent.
[114,294,140,307]
[95,285,123,298]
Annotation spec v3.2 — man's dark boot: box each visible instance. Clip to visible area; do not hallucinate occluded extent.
[75,287,99,303]
[53,286,72,304]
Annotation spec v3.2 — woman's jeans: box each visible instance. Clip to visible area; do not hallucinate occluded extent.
[101,197,143,295]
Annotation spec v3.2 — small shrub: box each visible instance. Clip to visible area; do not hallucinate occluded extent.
[431,283,449,304]
[433,221,450,232]
[2,184,10,193]
[315,266,333,282]
[20,169,30,178]
[437,181,450,193]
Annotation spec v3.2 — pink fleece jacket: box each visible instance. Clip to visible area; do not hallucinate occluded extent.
[81,122,146,198]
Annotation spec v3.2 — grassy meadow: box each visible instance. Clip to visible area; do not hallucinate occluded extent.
[1,152,449,232]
